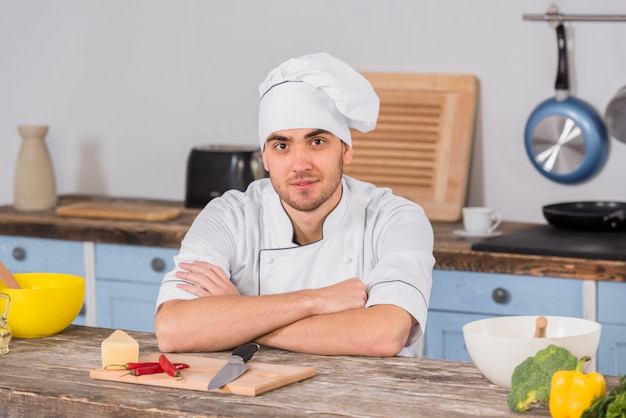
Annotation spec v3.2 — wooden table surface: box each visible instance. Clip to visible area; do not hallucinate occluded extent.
[4,325,612,417]
[1,194,625,281]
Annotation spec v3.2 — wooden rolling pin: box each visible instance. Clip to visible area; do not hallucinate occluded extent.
[0,261,20,289]
[534,316,548,338]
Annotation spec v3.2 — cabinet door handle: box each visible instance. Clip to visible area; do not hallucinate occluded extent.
[151,257,166,273]
[12,246,26,261]
[492,287,509,304]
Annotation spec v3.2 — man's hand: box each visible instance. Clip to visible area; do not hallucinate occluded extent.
[311,277,368,315]
[175,261,240,297]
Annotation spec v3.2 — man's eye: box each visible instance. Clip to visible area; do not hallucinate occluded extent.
[275,143,287,150]
[312,138,325,145]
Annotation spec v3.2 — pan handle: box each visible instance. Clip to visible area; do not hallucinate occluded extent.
[554,23,569,92]
[603,210,626,229]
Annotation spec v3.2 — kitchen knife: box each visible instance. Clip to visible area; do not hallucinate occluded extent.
[207,342,260,390]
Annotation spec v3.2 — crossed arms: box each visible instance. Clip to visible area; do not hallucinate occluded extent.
[154,261,415,357]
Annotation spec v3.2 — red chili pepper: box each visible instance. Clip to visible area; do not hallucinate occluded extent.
[130,364,163,376]
[126,362,160,370]
[159,354,181,378]
[105,362,158,370]
[106,361,189,371]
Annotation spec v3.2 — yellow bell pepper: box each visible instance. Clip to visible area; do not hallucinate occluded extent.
[549,356,606,418]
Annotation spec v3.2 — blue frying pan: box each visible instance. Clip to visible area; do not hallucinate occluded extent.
[524,24,608,184]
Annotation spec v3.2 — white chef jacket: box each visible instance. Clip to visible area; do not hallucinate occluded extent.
[156,175,434,355]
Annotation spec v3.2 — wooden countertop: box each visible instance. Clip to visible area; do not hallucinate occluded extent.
[4,325,610,417]
[0,195,199,248]
[434,222,626,282]
[0,195,625,281]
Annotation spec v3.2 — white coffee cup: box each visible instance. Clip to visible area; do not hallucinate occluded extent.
[462,207,502,235]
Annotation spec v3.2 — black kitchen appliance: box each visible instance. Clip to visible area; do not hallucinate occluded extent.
[472,225,626,261]
[185,145,266,208]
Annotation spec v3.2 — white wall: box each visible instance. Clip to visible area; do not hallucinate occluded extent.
[1,0,625,223]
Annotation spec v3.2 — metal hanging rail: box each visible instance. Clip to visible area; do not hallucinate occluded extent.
[523,5,626,23]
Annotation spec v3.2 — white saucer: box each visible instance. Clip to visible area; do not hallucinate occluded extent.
[453,230,503,241]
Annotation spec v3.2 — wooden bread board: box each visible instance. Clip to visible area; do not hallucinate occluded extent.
[56,202,181,222]
[89,352,317,396]
[344,73,478,222]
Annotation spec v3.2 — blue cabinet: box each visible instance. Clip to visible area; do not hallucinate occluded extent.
[427,311,492,362]
[95,243,177,332]
[0,235,87,325]
[5,233,622,374]
[425,270,583,361]
[0,235,177,332]
[0,235,84,275]
[597,281,626,376]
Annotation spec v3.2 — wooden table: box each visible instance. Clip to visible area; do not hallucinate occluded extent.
[1,326,618,417]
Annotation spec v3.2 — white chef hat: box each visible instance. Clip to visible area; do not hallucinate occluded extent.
[258,52,380,150]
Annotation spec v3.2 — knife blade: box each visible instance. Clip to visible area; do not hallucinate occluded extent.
[207,342,260,390]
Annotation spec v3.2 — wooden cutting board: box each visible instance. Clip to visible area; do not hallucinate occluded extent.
[89,353,317,396]
[56,202,182,222]
[344,73,478,222]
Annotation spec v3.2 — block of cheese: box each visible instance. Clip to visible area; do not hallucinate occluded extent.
[101,329,139,369]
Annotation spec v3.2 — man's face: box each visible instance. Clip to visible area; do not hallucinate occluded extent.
[262,128,353,213]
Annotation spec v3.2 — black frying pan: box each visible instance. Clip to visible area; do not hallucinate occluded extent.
[543,201,626,231]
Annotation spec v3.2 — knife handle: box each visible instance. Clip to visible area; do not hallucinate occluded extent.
[233,343,259,362]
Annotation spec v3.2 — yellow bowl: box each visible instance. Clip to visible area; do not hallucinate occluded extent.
[0,273,85,338]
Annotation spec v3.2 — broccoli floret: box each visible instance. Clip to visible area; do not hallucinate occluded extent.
[507,344,577,412]
[533,344,578,375]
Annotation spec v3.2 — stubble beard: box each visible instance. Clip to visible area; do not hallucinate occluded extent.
[271,159,344,212]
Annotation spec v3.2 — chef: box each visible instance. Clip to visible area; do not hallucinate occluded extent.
[155,52,434,357]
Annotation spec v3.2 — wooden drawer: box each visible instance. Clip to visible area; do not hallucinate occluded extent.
[94,243,177,332]
[597,281,626,324]
[430,270,583,317]
[96,280,160,332]
[0,235,84,275]
[95,243,177,284]
[597,322,626,376]
[425,311,494,360]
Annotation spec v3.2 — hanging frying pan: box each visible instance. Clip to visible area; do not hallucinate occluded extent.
[524,23,609,184]
[605,85,626,143]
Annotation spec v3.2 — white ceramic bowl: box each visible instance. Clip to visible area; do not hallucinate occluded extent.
[462,315,601,388]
